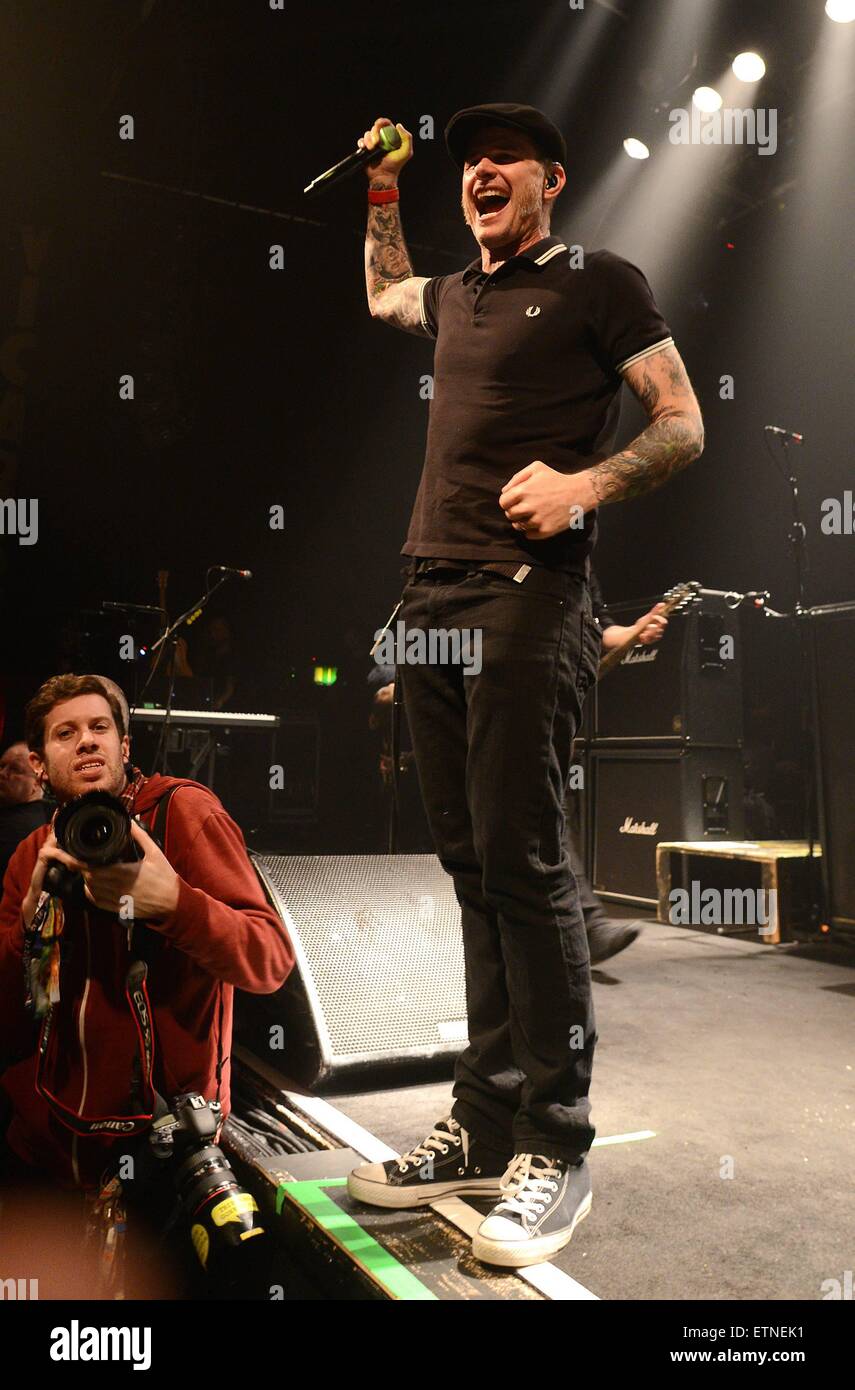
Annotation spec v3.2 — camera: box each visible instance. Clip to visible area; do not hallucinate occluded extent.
[43,791,134,899]
[145,1092,269,1294]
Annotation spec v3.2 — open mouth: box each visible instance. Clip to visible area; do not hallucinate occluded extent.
[473,187,511,221]
[74,760,105,777]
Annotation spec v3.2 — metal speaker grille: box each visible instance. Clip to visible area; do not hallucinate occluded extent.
[252,854,467,1059]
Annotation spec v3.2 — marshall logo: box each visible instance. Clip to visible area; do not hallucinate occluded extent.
[619,816,659,836]
[621,647,658,666]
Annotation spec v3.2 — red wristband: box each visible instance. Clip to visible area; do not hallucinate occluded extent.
[368,187,400,205]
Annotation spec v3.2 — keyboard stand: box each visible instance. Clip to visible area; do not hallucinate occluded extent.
[187,730,218,788]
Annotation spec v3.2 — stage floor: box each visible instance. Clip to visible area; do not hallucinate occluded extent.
[331,918,855,1300]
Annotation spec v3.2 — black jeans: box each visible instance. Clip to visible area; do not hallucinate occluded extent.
[567,834,612,933]
[397,562,602,1162]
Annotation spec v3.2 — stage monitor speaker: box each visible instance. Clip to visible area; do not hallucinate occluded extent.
[812,604,855,936]
[591,746,745,906]
[236,853,467,1087]
[594,594,743,743]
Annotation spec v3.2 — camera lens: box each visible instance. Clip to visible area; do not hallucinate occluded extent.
[55,792,131,866]
[81,817,112,850]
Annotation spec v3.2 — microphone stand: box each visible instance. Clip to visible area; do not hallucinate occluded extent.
[765,431,823,931]
[388,668,403,855]
[133,573,231,776]
[781,443,810,621]
[369,599,403,854]
[99,601,167,709]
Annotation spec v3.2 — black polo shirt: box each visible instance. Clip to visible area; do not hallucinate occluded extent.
[402,235,673,574]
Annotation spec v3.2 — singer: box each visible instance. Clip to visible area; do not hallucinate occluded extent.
[347,104,704,1266]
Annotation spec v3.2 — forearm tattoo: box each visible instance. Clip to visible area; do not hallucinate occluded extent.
[365,186,414,299]
[590,361,704,504]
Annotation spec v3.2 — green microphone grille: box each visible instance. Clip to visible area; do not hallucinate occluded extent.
[377,124,402,153]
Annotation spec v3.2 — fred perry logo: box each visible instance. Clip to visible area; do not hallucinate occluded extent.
[525,305,542,317]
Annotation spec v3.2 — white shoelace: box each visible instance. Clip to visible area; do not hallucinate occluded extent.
[493,1154,562,1222]
[398,1117,468,1172]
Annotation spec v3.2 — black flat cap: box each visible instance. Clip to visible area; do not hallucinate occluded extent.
[444,102,566,169]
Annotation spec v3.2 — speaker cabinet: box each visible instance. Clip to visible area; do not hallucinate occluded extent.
[591,746,745,906]
[594,595,743,743]
[236,853,467,1087]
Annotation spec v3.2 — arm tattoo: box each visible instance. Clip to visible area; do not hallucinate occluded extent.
[631,365,661,416]
[365,185,414,300]
[590,359,704,504]
[590,417,703,503]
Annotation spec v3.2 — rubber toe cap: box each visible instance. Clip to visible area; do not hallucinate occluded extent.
[477,1214,527,1243]
[349,1161,389,1187]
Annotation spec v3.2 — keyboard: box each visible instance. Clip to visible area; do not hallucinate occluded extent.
[131,708,280,729]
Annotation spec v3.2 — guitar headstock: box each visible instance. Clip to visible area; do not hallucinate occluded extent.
[661,580,701,615]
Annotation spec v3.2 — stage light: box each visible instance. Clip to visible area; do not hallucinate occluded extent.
[732,52,766,82]
[825,0,855,21]
[692,86,723,112]
[623,137,650,160]
[313,665,338,686]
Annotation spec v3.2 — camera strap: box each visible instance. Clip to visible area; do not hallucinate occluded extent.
[23,892,66,1015]
[142,784,227,1108]
[35,960,157,1138]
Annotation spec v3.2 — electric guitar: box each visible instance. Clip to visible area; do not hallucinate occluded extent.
[597,580,700,678]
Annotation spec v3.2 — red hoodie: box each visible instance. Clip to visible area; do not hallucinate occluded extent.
[0,774,294,1189]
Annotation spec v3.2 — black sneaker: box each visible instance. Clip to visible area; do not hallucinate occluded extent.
[587,918,641,965]
[472,1153,592,1267]
[347,1116,511,1209]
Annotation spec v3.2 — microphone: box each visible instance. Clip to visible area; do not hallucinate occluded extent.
[765,425,804,444]
[304,123,402,197]
[101,601,164,615]
[213,566,253,580]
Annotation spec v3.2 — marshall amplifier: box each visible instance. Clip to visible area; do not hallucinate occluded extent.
[593,589,744,744]
[591,746,745,905]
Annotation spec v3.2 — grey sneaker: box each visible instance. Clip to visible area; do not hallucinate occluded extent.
[472,1153,592,1267]
[347,1116,511,1209]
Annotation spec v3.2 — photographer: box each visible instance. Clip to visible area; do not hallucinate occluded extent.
[0,674,294,1196]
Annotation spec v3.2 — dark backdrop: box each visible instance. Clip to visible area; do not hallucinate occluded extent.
[1,0,852,847]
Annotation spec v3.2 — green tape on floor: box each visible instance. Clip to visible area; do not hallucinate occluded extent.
[276,1178,438,1301]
